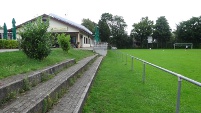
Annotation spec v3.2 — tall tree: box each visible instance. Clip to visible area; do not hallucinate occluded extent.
[175,16,201,48]
[3,23,8,39]
[110,15,127,48]
[12,18,17,40]
[81,18,96,33]
[131,17,153,48]
[98,13,129,48]
[98,13,112,43]
[153,16,171,48]
[98,20,111,42]
[100,13,113,22]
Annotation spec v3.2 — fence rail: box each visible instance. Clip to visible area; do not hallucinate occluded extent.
[93,43,108,56]
[113,50,201,113]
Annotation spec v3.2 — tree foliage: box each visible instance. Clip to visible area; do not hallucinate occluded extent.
[98,20,110,42]
[153,16,171,48]
[131,17,153,48]
[12,18,17,40]
[98,13,130,48]
[19,16,51,60]
[57,33,71,52]
[81,18,96,33]
[98,13,112,43]
[3,23,8,39]
[175,16,201,48]
[100,13,113,22]
[110,15,128,48]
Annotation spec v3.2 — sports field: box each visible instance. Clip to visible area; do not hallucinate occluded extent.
[83,49,201,113]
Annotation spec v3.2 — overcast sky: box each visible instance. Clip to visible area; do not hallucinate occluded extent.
[1,0,201,34]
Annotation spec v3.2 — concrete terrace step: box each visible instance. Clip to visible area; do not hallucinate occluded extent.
[1,54,98,113]
[48,56,103,113]
[0,59,76,106]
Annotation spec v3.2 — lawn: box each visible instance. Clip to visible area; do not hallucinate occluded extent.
[0,48,94,79]
[83,49,201,113]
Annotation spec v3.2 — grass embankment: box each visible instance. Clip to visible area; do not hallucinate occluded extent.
[83,49,201,113]
[0,48,94,79]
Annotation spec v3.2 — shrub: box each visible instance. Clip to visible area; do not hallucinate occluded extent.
[47,96,53,110]
[19,16,51,60]
[0,40,4,49]
[0,40,18,49]
[43,99,48,113]
[57,33,71,52]
[23,77,31,91]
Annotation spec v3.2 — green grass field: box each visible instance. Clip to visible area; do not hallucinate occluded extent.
[0,48,94,79]
[83,49,201,113]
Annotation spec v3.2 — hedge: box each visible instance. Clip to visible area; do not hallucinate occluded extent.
[0,40,19,49]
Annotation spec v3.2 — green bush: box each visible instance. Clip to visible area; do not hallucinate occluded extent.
[19,16,51,60]
[23,77,31,91]
[57,33,71,52]
[0,40,4,49]
[43,99,48,113]
[0,40,18,49]
[47,96,53,110]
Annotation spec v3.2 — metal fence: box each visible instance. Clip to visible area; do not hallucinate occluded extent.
[113,50,201,113]
[93,42,108,56]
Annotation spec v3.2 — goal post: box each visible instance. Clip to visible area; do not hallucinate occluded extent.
[173,43,193,49]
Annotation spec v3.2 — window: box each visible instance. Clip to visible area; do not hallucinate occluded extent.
[42,19,47,22]
[70,36,76,44]
[42,17,47,22]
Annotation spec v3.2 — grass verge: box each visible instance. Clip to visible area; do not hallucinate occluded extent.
[83,49,201,113]
[0,48,94,79]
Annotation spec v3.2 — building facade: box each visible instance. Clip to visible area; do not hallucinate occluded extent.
[0,29,3,39]
[10,14,94,48]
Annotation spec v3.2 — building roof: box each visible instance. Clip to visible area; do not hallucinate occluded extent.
[8,13,92,36]
[49,13,92,35]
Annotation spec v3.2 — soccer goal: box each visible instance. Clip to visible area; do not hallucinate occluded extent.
[173,43,193,49]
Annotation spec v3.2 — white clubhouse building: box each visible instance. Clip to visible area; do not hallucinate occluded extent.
[9,13,94,48]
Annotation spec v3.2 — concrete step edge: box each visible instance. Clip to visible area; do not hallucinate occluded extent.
[73,56,103,113]
[48,56,103,113]
[1,54,98,113]
[0,59,76,107]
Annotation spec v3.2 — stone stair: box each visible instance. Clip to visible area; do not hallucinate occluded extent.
[49,56,103,113]
[0,54,102,113]
[0,59,76,106]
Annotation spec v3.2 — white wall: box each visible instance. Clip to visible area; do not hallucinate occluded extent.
[81,34,91,47]
[48,19,79,33]
[0,29,3,39]
[0,29,3,33]
[15,19,80,39]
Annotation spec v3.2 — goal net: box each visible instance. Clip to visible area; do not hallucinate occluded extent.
[173,43,193,49]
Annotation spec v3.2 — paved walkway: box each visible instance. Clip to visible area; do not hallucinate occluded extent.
[0,49,19,53]
[0,47,102,53]
[49,56,103,113]
[74,47,93,51]
[0,48,93,53]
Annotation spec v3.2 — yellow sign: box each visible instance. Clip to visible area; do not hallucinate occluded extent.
[51,27,68,31]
